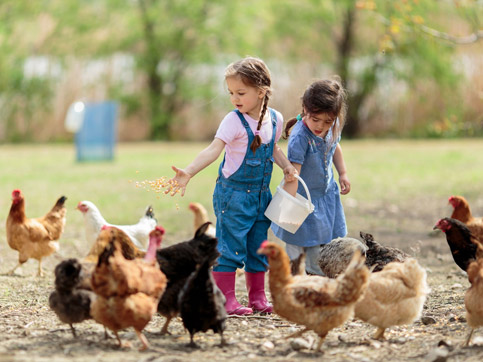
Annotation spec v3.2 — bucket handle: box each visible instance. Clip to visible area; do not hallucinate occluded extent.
[280,174,313,212]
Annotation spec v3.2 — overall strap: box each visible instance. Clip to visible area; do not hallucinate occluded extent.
[268,108,277,154]
[234,110,254,140]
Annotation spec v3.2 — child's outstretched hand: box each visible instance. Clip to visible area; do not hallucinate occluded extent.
[165,166,192,197]
[339,173,351,195]
[283,164,298,183]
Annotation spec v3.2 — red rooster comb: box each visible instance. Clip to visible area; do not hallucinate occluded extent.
[101,225,111,230]
[151,226,165,236]
[260,240,270,249]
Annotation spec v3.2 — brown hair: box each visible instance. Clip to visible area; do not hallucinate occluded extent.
[284,77,347,145]
[225,57,272,154]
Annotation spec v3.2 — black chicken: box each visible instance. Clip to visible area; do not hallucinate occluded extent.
[360,231,410,272]
[433,217,478,272]
[156,222,220,334]
[178,255,227,347]
[49,259,95,337]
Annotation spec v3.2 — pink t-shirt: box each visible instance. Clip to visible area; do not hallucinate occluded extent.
[215,109,284,178]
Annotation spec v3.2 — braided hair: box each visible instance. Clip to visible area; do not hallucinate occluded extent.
[283,77,347,147]
[225,57,272,154]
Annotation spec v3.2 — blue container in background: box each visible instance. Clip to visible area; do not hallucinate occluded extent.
[75,101,118,162]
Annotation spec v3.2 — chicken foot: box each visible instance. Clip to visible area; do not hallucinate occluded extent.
[6,262,22,276]
[187,334,198,348]
[374,327,386,340]
[314,334,327,352]
[219,333,227,347]
[134,329,150,351]
[114,331,131,349]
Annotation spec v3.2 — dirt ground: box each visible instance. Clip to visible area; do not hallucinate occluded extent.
[1,199,483,362]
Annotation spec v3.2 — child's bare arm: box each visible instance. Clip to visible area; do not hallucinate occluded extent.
[333,144,351,195]
[273,144,297,182]
[167,138,225,196]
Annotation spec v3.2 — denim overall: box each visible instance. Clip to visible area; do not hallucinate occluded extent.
[212,109,277,273]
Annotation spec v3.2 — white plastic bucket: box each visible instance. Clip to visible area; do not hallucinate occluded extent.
[265,174,314,234]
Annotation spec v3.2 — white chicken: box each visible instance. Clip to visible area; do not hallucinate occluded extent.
[76,200,157,251]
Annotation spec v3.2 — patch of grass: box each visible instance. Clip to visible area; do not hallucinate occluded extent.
[0,139,482,249]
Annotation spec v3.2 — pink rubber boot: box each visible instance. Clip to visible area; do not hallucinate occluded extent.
[212,271,253,316]
[245,271,273,313]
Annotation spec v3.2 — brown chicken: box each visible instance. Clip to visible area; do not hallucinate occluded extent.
[354,258,429,340]
[188,202,216,237]
[464,235,483,346]
[257,241,369,351]
[90,226,167,350]
[84,225,145,263]
[6,189,67,276]
[449,195,483,241]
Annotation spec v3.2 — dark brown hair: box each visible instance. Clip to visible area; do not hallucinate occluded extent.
[225,57,272,154]
[284,77,347,145]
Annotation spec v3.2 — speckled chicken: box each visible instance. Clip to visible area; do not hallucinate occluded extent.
[354,258,429,340]
[90,226,167,350]
[318,237,368,278]
[178,256,227,347]
[156,222,219,335]
[258,241,369,351]
[433,217,478,272]
[318,232,409,278]
[6,189,67,276]
[49,258,96,337]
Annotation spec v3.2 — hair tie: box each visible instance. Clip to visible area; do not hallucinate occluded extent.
[296,114,302,121]
[254,130,261,136]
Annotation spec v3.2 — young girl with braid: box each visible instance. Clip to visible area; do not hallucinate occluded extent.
[166,57,297,315]
[272,78,351,276]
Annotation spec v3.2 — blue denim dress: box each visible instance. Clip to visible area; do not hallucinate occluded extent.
[212,109,277,273]
[272,119,347,247]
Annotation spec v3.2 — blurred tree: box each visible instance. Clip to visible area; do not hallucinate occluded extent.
[0,1,57,142]
[266,0,482,138]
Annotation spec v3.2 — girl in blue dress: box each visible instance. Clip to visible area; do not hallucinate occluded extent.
[271,78,351,275]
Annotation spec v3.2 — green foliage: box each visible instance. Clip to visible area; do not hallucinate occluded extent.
[0,0,481,141]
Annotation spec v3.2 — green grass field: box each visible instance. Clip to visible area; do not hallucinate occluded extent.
[1,139,482,249]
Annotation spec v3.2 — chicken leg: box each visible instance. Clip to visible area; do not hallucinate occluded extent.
[160,317,172,335]
[69,324,77,338]
[285,327,309,339]
[314,333,327,352]
[464,328,474,346]
[135,329,149,351]
[38,259,44,277]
